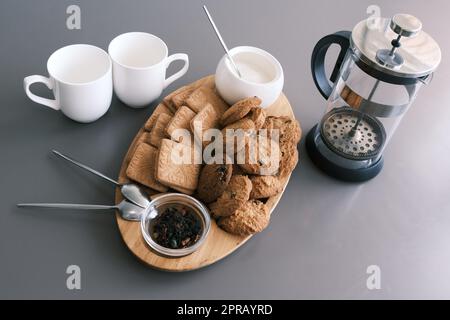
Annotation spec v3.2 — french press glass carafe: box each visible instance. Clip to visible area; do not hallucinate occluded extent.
[306,14,441,181]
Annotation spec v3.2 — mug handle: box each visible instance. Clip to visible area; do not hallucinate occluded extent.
[163,53,189,89]
[23,75,60,110]
[311,31,351,99]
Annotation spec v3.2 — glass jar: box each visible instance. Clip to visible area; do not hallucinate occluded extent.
[140,193,211,257]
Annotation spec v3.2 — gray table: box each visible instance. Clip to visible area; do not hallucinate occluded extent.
[1,0,450,299]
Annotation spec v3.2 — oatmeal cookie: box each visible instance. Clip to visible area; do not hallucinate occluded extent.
[197,163,233,203]
[222,118,256,155]
[218,200,270,236]
[246,107,266,129]
[278,142,299,179]
[220,96,261,126]
[249,175,283,199]
[208,175,252,217]
[238,134,280,175]
[263,116,302,145]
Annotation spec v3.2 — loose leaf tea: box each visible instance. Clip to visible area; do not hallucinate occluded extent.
[151,204,202,249]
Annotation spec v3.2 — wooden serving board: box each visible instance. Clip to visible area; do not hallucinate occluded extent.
[115,75,299,272]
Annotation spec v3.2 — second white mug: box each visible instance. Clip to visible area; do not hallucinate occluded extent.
[108,32,189,108]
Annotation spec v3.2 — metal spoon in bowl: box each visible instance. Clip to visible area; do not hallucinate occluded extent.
[203,5,242,78]
[52,150,149,209]
[17,199,143,221]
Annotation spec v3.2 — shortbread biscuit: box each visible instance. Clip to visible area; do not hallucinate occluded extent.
[190,103,220,142]
[144,103,174,131]
[127,132,150,165]
[166,106,196,142]
[126,143,169,193]
[185,86,229,115]
[250,175,283,199]
[156,139,201,190]
[197,163,233,203]
[208,175,252,217]
[163,85,191,112]
[218,200,270,236]
[171,87,195,110]
[141,132,152,146]
[149,113,172,147]
[220,97,261,126]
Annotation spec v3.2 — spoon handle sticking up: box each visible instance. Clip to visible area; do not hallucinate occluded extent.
[17,203,117,210]
[203,5,242,78]
[52,150,119,186]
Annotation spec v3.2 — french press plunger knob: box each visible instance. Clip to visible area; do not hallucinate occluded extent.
[376,14,422,69]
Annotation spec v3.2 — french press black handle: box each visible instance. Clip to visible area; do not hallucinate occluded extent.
[311,31,351,99]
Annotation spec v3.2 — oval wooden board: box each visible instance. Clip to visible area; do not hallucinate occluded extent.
[115,75,300,272]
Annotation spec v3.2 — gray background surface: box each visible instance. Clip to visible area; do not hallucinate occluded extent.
[1,0,450,299]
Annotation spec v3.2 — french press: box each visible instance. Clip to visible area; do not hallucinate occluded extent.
[306,14,441,181]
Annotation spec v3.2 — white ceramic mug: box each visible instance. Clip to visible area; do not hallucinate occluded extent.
[215,46,284,108]
[108,32,189,108]
[24,44,112,123]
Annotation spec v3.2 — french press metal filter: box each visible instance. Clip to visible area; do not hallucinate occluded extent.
[306,13,441,181]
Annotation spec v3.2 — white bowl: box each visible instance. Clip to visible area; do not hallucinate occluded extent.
[215,46,284,108]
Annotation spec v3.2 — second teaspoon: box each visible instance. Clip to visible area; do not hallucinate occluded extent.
[52,150,149,209]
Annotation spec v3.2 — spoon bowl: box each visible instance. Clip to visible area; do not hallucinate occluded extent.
[120,183,150,209]
[116,199,143,221]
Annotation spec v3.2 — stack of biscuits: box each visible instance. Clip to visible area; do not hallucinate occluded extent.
[125,80,301,237]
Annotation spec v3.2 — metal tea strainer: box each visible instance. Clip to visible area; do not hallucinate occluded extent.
[320,108,386,161]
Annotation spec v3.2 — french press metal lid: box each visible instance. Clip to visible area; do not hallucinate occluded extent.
[306,14,441,182]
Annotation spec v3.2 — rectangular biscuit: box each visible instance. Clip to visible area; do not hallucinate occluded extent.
[149,113,172,148]
[166,106,196,142]
[126,143,169,193]
[185,86,229,115]
[127,132,150,165]
[141,131,152,146]
[171,87,195,110]
[144,103,173,131]
[163,85,190,112]
[156,139,201,191]
[190,103,220,142]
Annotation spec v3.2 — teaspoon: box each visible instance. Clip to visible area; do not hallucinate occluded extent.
[52,150,149,209]
[17,199,144,221]
[203,5,242,78]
